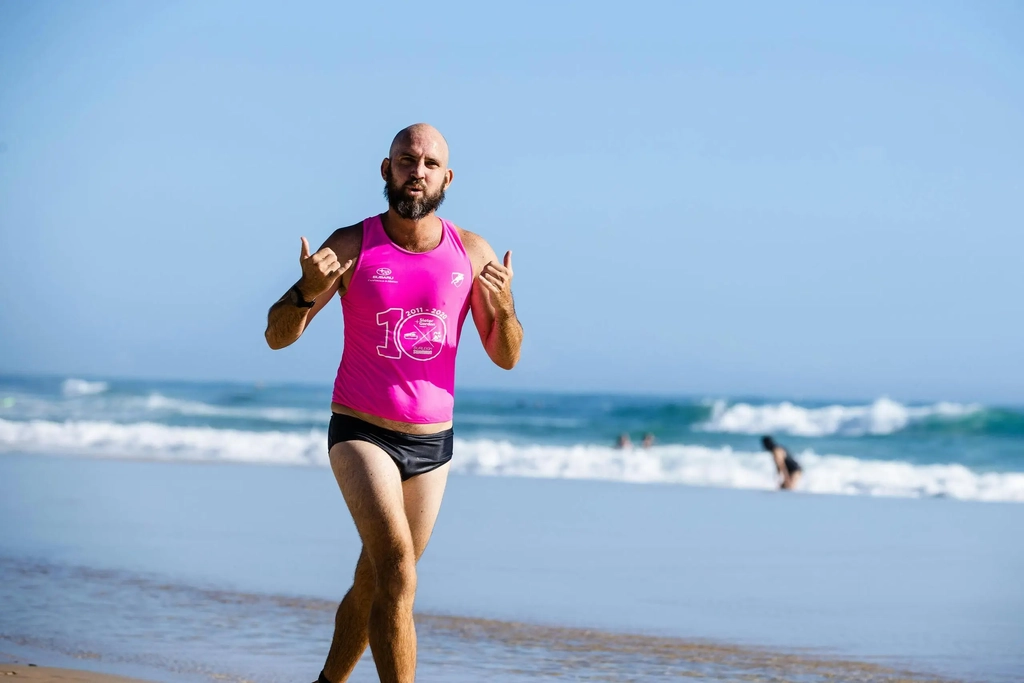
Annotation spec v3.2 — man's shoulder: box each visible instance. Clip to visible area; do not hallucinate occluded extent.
[324,221,365,258]
[452,223,494,260]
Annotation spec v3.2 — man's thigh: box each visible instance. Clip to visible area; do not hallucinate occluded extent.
[329,441,450,560]
[403,463,450,559]
[329,440,411,558]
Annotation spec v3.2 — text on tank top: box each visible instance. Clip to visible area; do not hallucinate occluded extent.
[333,214,473,423]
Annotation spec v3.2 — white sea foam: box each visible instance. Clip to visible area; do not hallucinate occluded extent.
[451,440,1024,502]
[699,397,982,437]
[109,393,578,428]
[61,379,109,397]
[0,418,327,467]
[2,418,1022,503]
[0,392,324,426]
[140,393,322,424]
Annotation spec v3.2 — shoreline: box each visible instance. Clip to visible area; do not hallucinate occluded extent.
[3,448,1022,506]
[3,453,1021,681]
[0,663,153,683]
[1,606,963,683]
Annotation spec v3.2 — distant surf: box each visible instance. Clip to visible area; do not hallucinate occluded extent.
[698,397,988,437]
[1,375,1022,503]
[2,418,1022,502]
[61,378,109,397]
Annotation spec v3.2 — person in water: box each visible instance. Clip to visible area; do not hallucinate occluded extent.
[762,435,802,490]
[264,123,524,683]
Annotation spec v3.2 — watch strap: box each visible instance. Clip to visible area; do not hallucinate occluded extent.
[290,284,316,308]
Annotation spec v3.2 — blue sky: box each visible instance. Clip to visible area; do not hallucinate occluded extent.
[1,1,1022,403]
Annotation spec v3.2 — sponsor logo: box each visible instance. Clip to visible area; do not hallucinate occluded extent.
[370,266,396,284]
[395,310,448,362]
[451,272,465,287]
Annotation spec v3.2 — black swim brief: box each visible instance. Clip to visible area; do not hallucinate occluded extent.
[327,413,453,481]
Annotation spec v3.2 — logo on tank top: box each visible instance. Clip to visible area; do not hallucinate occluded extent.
[376,307,449,362]
[369,267,397,284]
[451,272,465,287]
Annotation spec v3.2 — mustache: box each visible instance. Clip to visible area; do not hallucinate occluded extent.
[383,166,446,220]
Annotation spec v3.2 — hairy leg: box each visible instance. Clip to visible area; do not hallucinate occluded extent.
[321,441,449,683]
[321,547,373,682]
[403,462,450,558]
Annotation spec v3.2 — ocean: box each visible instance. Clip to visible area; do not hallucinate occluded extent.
[1,374,1022,501]
[1,374,1022,682]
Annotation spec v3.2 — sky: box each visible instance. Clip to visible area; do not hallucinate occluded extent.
[1,1,1022,403]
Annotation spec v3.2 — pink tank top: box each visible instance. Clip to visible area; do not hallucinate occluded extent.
[333,214,473,423]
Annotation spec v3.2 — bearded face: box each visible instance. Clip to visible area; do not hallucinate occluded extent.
[384,166,446,220]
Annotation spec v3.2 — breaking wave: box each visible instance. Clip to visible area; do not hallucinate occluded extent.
[61,379,109,397]
[2,418,1021,503]
[698,398,984,437]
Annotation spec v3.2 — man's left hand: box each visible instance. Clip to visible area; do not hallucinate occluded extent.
[479,250,515,316]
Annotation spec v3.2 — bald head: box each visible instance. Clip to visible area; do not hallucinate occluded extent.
[382,123,453,220]
[388,123,450,165]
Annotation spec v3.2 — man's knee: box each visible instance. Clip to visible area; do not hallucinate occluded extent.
[373,550,417,601]
[338,551,374,604]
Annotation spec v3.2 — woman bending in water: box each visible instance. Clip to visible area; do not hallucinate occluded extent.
[762,435,802,490]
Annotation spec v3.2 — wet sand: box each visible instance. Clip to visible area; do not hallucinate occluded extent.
[3,453,1021,681]
[0,663,152,683]
[0,560,958,683]
[2,608,957,683]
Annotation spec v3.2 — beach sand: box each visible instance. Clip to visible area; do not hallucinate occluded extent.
[0,663,151,683]
[2,452,1022,682]
[1,610,959,683]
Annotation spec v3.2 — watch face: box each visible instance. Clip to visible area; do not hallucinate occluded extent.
[290,285,312,307]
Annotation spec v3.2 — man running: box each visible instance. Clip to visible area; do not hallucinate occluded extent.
[264,123,523,683]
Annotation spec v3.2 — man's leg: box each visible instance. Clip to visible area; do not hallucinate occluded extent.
[320,547,373,682]
[322,440,450,683]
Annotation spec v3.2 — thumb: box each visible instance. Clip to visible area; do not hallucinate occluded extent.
[503,250,512,270]
[300,237,310,260]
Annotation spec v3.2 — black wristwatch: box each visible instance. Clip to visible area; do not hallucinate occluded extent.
[289,284,316,308]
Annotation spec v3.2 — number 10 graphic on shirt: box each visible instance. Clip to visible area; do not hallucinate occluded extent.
[376,307,449,362]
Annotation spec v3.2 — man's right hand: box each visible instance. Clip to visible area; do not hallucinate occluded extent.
[298,236,354,300]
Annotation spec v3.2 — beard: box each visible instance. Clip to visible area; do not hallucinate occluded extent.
[384,167,446,220]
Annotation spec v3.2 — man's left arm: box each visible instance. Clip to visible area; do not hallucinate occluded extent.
[464,231,523,370]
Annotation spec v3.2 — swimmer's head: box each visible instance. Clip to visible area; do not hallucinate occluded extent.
[761,436,776,451]
[382,123,453,220]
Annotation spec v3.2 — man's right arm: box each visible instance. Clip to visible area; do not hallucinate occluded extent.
[264,283,332,350]
[265,226,361,350]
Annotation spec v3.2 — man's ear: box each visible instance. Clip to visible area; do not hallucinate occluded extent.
[380,158,390,181]
[444,168,454,190]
